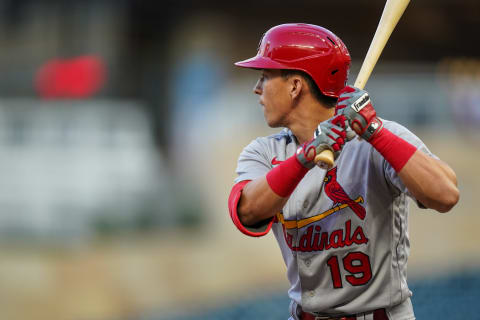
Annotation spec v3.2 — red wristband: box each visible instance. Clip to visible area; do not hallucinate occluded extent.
[266,155,309,197]
[369,128,417,172]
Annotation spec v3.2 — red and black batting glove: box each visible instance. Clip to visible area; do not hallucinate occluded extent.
[335,86,383,141]
[296,115,350,169]
[265,115,356,198]
[336,86,418,172]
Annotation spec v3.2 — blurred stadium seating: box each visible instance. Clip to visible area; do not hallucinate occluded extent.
[158,270,479,319]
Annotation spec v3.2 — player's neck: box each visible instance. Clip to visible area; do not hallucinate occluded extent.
[288,102,335,145]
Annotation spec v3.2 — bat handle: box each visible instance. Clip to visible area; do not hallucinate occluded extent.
[315,150,334,169]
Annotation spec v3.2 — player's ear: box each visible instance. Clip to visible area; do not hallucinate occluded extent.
[289,75,304,100]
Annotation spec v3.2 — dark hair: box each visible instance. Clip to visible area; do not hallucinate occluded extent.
[281,70,338,108]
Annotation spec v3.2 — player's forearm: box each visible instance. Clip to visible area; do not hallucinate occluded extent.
[237,153,309,226]
[237,176,289,226]
[336,87,458,213]
[398,151,459,213]
[364,126,459,212]
[235,115,351,227]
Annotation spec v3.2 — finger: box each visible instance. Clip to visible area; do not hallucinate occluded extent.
[335,102,348,110]
[352,122,362,134]
[327,132,344,144]
[331,143,340,152]
[335,105,347,116]
[338,86,356,97]
[337,93,354,104]
[336,98,357,113]
[329,122,347,135]
[327,133,344,148]
[331,127,346,140]
[345,126,357,141]
[325,130,340,141]
[326,121,346,132]
[305,145,317,161]
[325,134,338,148]
[330,115,346,128]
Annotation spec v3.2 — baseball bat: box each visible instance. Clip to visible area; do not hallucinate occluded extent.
[315,0,411,168]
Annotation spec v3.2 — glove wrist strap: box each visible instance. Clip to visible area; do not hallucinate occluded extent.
[266,155,309,197]
[361,117,383,140]
[369,128,417,172]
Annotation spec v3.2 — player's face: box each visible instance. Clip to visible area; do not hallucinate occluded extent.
[253,69,293,128]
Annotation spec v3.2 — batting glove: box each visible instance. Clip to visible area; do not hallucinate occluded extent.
[296,115,354,169]
[335,86,383,141]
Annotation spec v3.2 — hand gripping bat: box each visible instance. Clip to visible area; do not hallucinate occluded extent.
[315,0,411,168]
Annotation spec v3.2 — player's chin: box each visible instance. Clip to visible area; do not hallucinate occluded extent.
[263,108,282,128]
[264,113,278,128]
[265,118,282,128]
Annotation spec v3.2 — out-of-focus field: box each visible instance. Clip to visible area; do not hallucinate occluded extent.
[0,131,478,320]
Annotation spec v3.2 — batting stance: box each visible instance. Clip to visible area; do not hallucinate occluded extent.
[228,24,459,320]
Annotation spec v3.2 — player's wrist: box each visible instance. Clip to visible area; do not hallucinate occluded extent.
[369,128,417,172]
[359,116,383,141]
[266,155,309,197]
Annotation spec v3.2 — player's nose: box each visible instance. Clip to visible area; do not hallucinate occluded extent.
[253,79,262,95]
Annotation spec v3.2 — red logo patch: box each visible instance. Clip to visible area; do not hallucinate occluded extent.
[324,167,366,220]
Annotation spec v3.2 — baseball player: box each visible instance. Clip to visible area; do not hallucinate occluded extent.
[228,23,459,320]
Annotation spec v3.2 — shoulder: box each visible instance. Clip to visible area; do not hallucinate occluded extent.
[261,128,295,144]
[247,128,295,151]
[268,128,295,144]
[381,119,426,148]
[382,119,414,136]
[239,128,297,167]
[235,129,294,180]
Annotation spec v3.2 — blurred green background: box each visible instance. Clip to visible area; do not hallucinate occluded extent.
[0,1,478,319]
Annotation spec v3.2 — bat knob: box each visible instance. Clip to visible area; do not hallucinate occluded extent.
[315,150,334,169]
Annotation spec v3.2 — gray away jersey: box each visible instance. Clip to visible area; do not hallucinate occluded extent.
[234,120,436,318]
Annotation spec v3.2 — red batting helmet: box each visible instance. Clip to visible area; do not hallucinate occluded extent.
[235,23,351,98]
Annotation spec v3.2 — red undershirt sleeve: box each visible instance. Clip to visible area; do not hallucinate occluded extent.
[228,180,275,237]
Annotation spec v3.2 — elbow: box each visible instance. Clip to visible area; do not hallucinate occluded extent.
[237,207,256,227]
[439,188,460,213]
[237,199,272,227]
[435,162,460,213]
[431,185,460,213]
[415,178,460,213]
[236,196,259,227]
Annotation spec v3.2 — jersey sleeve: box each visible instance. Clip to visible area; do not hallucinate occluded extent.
[381,121,438,207]
[234,138,272,184]
[229,138,276,237]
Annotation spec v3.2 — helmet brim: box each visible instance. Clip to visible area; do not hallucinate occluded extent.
[234,56,287,70]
